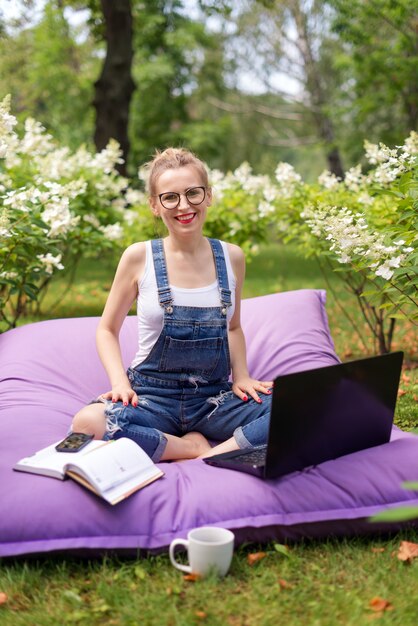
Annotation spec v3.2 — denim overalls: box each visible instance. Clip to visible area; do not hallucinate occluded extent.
[103,238,272,461]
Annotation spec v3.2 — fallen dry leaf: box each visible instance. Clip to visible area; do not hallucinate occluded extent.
[0,592,8,605]
[371,547,385,553]
[369,597,393,612]
[227,617,247,626]
[195,611,207,620]
[397,389,407,397]
[397,540,418,563]
[401,374,411,384]
[247,552,267,566]
[413,395,418,403]
[183,573,202,582]
[278,578,294,590]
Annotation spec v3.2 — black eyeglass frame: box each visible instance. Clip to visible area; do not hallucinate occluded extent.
[153,186,207,210]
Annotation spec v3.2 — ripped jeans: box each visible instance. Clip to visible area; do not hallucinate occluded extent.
[99,368,272,462]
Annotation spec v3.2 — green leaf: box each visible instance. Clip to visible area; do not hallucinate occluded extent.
[370,506,418,522]
[273,543,291,558]
[402,481,418,491]
[23,285,38,300]
[62,590,83,604]
[134,565,147,580]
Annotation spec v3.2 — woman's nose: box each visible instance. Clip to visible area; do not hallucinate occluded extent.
[178,193,190,209]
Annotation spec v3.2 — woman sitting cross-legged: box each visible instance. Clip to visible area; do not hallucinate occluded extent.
[71,147,273,461]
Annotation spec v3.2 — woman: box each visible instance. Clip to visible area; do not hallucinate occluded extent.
[72,148,273,461]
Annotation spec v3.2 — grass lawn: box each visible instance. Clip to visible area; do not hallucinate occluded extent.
[1,242,417,625]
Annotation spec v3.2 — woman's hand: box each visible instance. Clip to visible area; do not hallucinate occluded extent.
[100,385,139,407]
[232,377,273,404]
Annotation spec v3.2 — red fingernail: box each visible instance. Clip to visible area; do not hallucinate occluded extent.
[257,398,262,403]
[133,402,137,407]
[267,390,272,394]
[123,402,128,406]
[243,395,248,402]
[112,398,116,403]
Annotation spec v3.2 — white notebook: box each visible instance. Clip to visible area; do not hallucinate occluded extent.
[14,437,164,505]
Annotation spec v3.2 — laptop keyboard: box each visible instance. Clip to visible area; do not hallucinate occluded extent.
[234,446,267,467]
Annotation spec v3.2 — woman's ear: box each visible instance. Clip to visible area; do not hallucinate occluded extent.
[149,197,160,217]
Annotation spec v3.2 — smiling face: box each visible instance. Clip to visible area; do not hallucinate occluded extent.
[150,165,212,237]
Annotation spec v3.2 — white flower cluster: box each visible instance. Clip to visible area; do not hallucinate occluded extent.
[302,205,414,281]
[209,165,280,207]
[36,253,64,275]
[208,169,236,200]
[92,139,124,174]
[257,201,275,217]
[20,118,55,156]
[0,208,11,238]
[275,163,302,197]
[3,181,85,238]
[364,134,416,186]
[318,170,340,190]
[41,197,80,237]
[402,130,418,155]
[125,188,147,206]
[0,270,18,280]
[98,223,124,241]
[0,95,18,159]
[344,165,365,192]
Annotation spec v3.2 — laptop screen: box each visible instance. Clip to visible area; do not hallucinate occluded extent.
[264,352,403,479]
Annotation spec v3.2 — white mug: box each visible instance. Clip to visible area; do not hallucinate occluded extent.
[169,526,235,577]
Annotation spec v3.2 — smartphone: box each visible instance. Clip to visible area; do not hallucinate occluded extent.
[55,432,94,453]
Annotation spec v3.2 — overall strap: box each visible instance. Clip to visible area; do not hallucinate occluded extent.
[151,239,174,313]
[207,238,232,313]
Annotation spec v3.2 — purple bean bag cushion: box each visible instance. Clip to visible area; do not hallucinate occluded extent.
[1,289,417,558]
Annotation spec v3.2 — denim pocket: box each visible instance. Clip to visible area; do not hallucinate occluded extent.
[159,336,222,376]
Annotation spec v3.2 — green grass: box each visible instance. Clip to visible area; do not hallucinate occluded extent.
[1,242,417,625]
[1,534,418,626]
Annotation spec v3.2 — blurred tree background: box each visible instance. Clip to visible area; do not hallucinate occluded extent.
[0,0,416,179]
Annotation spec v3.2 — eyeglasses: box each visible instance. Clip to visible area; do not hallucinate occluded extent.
[155,186,206,210]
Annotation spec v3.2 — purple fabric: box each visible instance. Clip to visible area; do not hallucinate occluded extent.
[1,289,417,558]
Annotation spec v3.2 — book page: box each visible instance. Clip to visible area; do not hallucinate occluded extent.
[67,438,158,493]
[67,464,164,505]
[14,439,104,479]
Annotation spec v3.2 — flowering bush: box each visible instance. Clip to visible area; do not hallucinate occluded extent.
[132,136,417,353]
[0,95,143,330]
[267,134,417,352]
[2,95,416,351]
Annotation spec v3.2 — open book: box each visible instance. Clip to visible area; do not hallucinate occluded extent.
[14,438,164,505]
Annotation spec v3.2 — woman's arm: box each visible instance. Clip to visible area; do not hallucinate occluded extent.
[96,243,145,406]
[227,243,273,403]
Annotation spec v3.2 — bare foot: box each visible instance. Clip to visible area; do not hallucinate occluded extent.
[181,431,213,458]
[160,431,213,462]
[197,436,240,459]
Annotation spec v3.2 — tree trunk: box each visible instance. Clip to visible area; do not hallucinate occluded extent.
[290,1,344,178]
[93,0,135,176]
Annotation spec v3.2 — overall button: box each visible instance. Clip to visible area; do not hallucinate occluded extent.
[165,305,173,314]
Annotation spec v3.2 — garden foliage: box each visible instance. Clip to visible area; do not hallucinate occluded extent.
[0,95,142,329]
[1,96,417,349]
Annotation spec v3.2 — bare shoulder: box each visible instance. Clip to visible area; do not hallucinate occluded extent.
[225,242,245,268]
[121,241,146,263]
[225,242,245,285]
[225,242,245,263]
[116,241,146,281]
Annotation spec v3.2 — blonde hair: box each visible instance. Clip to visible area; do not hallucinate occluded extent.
[144,147,209,196]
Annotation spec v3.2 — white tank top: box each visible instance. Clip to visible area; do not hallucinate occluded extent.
[130,240,237,369]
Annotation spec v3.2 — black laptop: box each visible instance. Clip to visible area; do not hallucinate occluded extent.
[203,352,403,479]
